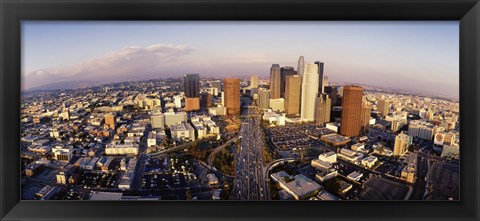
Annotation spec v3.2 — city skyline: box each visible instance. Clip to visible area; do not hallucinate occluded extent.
[22,21,459,99]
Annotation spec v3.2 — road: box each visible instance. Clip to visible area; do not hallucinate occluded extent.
[207,136,240,167]
[411,151,429,200]
[232,107,268,200]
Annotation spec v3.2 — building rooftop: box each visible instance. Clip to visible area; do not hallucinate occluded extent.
[89,191,123,200]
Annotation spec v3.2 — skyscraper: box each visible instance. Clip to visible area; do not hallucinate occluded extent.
[280,66,295,98]
[394,133,410,156]
[224,78,241,116]
[250,75,259,89]
[284,75,302,116]
[300,63,319,122]
[258,88,270,110]
[360,103,372,131]
[377,99,390,117]
[314,61,325,94]
[340,85,364,137]
[210,80,222,96]
[200,92,212,109]
[322,76,329,90]
[184,74,200,98]
[269,64,281,99]
[315,94,331,126]
[297,56,305,77]
[184,74,200,111]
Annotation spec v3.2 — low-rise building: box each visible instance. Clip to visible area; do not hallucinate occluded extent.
[270,171,322,200]
[170,122,195,142]
[209,106,227,116]
[105,143,139,156]
[263,110,286,126]
[191,120,207,139]
[52,146,74,162]
[347,171,363,182]
[361,155,378,168]
[318,151,337,164]
[338,148,364,163]
[441,144,459,159]
[315,169,338,182]
[311,159,333,171]
[320,133,351,147]
[325,122,340,133]
[317,190,340,200]
[164,111,187,127]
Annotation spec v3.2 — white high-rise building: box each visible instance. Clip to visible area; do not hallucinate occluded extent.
[300,62,319,122]
[297,56,305,77]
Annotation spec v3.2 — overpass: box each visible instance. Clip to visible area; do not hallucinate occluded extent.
[207,136,240,167]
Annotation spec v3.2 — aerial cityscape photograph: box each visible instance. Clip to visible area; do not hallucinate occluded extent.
[20,21,459,201]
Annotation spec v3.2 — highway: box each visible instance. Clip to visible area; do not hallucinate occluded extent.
[232,107,268,200]
[207,136,240,167]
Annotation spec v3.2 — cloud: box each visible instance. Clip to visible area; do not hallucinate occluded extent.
[23,44,195,90]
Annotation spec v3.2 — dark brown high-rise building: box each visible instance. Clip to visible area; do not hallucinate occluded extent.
[184,74,200,111]
[340,86,364,137]
[280,66,295,98]
[224,78,241,116]
[269,64,281,99]
[200,92,212,109]
[184,74,200,98]
[284,75,302,116]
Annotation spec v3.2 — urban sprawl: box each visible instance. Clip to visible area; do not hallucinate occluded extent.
[21,56,459,201]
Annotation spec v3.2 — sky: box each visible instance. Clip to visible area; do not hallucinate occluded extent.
[22,21,459,98]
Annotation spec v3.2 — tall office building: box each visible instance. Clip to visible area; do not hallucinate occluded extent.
[269,64,281,99]
[377,99,390,117]
[360,103,372,131]
[314,61,325,94]
[284,75,302,116]
[200,92,212,109]
[314,94,331,126]
[104,113,115,129]
[250,75,259,89]
[184,74,200,111]
[184,74,200,98]
[394,133,410,156]
[280,66,295,98]
[210,80,222,95]
[258,88,270,110]
[325,86,341,106]
[224,78,241,116]
[340,86,364,137]
[300,63,319,122]
[297,56,305,77]
[323,76,329,89]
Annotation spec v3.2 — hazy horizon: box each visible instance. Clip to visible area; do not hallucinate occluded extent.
[22,21,459,99]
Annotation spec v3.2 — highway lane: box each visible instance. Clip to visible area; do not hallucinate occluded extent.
[232,107,267,200]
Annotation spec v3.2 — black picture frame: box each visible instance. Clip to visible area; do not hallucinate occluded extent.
[1,0,479,220]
